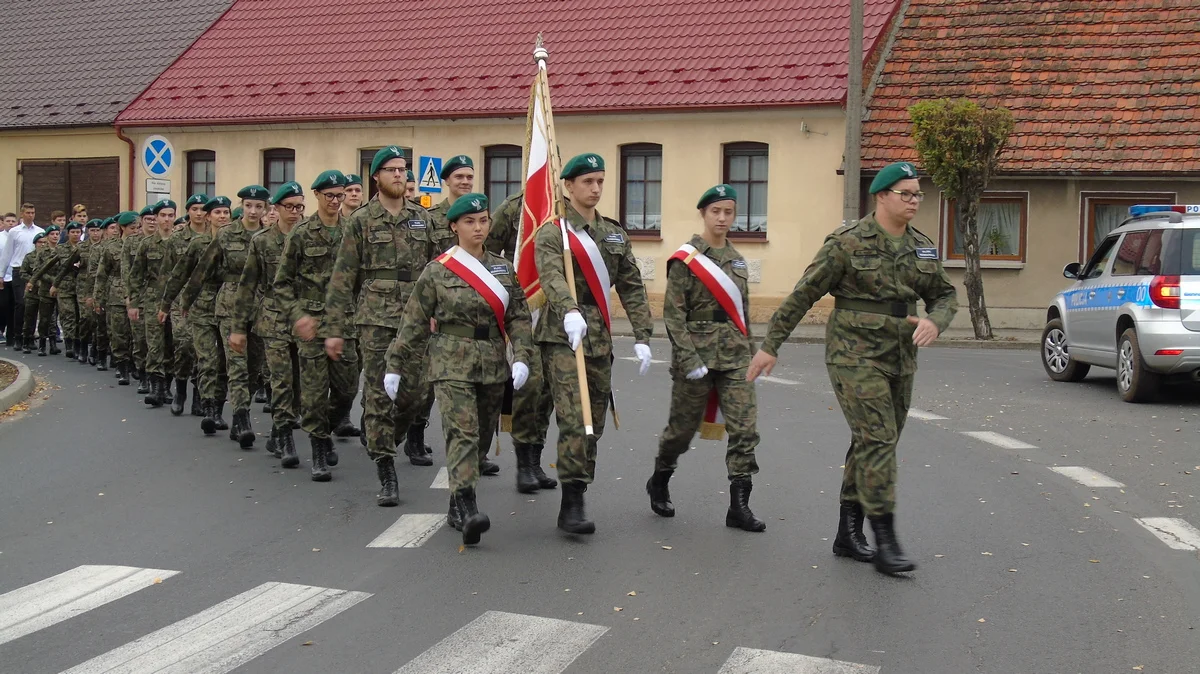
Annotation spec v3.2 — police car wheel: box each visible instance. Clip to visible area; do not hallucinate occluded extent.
[1117,328,1160,403]
[1041,318,1089,382]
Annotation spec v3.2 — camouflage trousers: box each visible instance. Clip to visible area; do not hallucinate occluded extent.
[130,309,147,370]
[143,312,170,377]
[106,303,130,363]
[170,307,195,381]
[219,317,264,411]
[78,300,94,343]
[24,295,53,341]
[297,338,359,440]
[191,319,228,401]
[511,340,554,446]
[264,336,301,430]
[249,333,268,393]
[827,364,913,518]
[361,325,430,459]
[436,380,504,491]
[90,303,108,352]
[657,367,760,479]
[56,294,78,341]
[37,296,56,340]
[541,343,612,485]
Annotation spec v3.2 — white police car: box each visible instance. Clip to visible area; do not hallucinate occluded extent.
[1041,204,1200,402]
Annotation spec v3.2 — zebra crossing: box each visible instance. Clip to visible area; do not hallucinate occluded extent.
[0,563,881,673]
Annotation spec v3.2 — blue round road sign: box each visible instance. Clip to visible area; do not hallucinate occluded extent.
[142,136,174,177]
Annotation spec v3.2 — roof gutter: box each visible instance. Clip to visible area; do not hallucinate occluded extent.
[114,124,136,210]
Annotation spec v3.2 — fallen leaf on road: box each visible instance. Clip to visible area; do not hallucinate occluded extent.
[153,578,162,584]
[312,548,321,552]
[661,546,673,550]
[934,554,945,558]
[1089,559,1100,563]
[627,591,637,596]
[614,607,623,612]
[1132,666,1144,671]
[1008,569,1018,573]
[457,545,465,554]
[981,551,993,556]
[977,618,986,623]
[302,641,314,646]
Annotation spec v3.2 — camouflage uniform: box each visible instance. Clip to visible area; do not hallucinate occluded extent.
[82,236,108,361]
[657,235,759,478]
[129,233,173,378]
[759,213,958,517]
[20,248,52,346]
[122,232,147,372]
[94,236,131,368]
[73,237,94,355]
[164,226,201,382]
[47,241,81,348]
[163,232,228,409]
[325,197,436,460]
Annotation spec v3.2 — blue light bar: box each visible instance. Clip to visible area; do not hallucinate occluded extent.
[1129,205,1200,217]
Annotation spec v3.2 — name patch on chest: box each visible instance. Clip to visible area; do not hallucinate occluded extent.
[489,264,508,276]
[407,219,426,230]
[915,247,939,260]
[602,233,624,244]
[731,259,747,269]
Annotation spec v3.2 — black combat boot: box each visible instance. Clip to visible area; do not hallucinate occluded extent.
[130,365,140,380]
[137,369,150,395]
[333,412,360,437]
[404,424,433,466]
[190,383,203,416]
[161,379,173,405]
[170,379,187,416]
[375,456,399,506]
[310,436,332,482]
[233,409,255,449]
[253,387,268,404]
[326,443,339,467]
[143,375,163,407]
[514,443,540,494]
[869,513,916,575]
[49,338,61,355]
[454,487,490,545]
[447,495,463,531]
[200,400,218,436]
[557,481,595,535]
[646,463,675,518]
[79,341,89,364]
[832,502,875,563]
[96,350,108,371]
[213,400,229,431]
[116,361,130,385]
[22,337,32,355]
[265,428,279,458]
[37,337,46,357]
[726,477,766,532]
[529,445,557,489]
[480,452,500,476]
[262,386,272,413]
[65,339,75,360]
[88,343,96,366]
[279,427,299,468]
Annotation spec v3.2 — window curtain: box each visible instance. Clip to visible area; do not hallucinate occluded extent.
[953,200,1021,256]
[1092,204,1128,251]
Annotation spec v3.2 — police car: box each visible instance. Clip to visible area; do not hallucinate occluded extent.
[1041,204,1200,402]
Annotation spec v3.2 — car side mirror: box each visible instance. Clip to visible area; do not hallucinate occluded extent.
[1063,262,1081,279]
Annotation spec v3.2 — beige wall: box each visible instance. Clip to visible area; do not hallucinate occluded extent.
[0,125,132,209]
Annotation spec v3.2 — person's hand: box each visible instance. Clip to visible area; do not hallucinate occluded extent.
[94,304,104,315]
[384,373,401,401]
[325,337,344,361]
[634,343,652,376]
[295,315,317,341]
[511,362,529,390]
[84,297,94,309]
[907,315,940,347]
[128,307,139,321]
[157,310,167,324]
[50,286,57,298]
[229,332,247,354]
[686,365,708,380]
[746,350,777,381]
[563,310,587,351]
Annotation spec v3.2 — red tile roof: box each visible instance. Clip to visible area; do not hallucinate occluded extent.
[862,0,1200,175]
[117,0,900,126]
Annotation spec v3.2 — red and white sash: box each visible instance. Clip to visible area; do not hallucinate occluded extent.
[436,246,510,337]
[668,243,748,441]
[560,219,612,332]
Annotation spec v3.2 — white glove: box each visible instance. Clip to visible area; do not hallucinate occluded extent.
[686,365,709,380]
[511,362,529,390]
[634,343,653,376]
[384,373,401,401]
[564,311,587,351]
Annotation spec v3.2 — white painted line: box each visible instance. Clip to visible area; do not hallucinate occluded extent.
[908,408,948,421]
[0,565,180,647]
[367,514,447,548]
[760,375,799,385]
[962,431,1037,450]
[1049,466,1125,488]
[430,467,449,490]
[60,582,370,674]
[1134,517,1200,551]
[718,647,880,674]
[394,610,608,674]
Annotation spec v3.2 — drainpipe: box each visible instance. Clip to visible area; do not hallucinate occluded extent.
[114,124,136,210]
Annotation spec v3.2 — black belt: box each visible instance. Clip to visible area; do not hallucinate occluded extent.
[365,269,416,281]
[687,309,729,323]
[834,297,916,318]
[438,323,501,340]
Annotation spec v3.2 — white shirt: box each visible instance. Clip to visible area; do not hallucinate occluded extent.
[0,231,8,281]
[0,221,45,278]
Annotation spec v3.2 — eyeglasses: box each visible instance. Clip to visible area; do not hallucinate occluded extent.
[378,167,407,176]
[319,192,346,202]
[887,190,925,203]
[279,203,306,213]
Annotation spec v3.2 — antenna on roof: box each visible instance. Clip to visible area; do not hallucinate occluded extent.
[534,33,548,70]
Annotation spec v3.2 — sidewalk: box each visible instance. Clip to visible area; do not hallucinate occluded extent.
[609,318,1041,350]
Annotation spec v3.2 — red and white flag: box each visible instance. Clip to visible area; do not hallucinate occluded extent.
[513,59,557,324]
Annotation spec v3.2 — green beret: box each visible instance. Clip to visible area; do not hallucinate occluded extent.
[86,218,103,229]
[697,184,737,210]
[33,232,48,243]
[45,225,61,234]
[152,199,177,215]
[203,196,232,212]
[370,145,406,176]
[237,184,270,202]
[445,193,489,223]
[185,194,209,208]
[345,173,362,186]
[231,207,243,221]
[406,170,415,182]
[65,222,82,231]
[311,169,347,191]
[174,216,187,225]
[100,217,115,228]
[139,204,155,217]
[440,154,474,181]
[116,211,139,226]
[868,162,919,194]
[270,181,303,205]
[561,153,605,180]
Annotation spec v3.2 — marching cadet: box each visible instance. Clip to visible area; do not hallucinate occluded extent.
[274,170,360,480]
[326,174,365,441]
[385,193,533,545]
[182,185,269,449]
[26,224,62,356]
[79,219,105,368]
[165,195,209,417]
[20,232,52,356]
[534,153,655,534]
[747,162,958,575]
[95,213,138,384]
[43,221,83,360]
[230,182,304,467]
[405,170,418,200]
[342,174,364,216]
[485,189,557,493]
[129,203,178,407]
[647,185,764,531]
[324,146,437,507]
[124,211,151,386]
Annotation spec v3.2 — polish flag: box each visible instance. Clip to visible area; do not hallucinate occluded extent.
[513,54,558,324]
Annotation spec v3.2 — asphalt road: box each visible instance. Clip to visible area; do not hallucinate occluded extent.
[0,338,1197,673]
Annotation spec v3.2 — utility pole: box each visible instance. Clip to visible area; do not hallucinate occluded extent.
[843,0,864,226]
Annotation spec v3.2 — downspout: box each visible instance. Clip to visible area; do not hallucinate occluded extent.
[114,124,136,210]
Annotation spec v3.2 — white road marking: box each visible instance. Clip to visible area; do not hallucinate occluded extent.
[962,431,1037,450]
[430,467,449,489]
[718,647,880,673]
[367,514,447,548]
[394,610,608,674]
[1049,466,1125,488]
[760,375,799,385]
[908,408,948,421]
[60,582,370,674]
[0,565,179,647]
[1134,517,1200,551]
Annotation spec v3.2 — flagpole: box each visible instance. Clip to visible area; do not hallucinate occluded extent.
[535,38,594,437]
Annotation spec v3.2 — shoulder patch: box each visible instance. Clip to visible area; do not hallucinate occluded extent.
[602,233,625,244]
[407,219,426,230]
[915,247,939,260]
[489,264,509,276]
[731,259,748,269]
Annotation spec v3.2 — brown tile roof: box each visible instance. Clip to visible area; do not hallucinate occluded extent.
[0,0,235,129]
[862,0,1200,175]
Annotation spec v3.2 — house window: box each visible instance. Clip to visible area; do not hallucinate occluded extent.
[263,149,295,194]
[359,147,413,201]
[722,142,768,237]
[1080,193,1174,257]
[1111,230,1152,277]
[484,145,523,207]
[944,192,1028,261]
[620,144,662,234]
[186,150,216,198]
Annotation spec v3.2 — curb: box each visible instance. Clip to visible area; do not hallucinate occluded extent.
[0,357,35,413]
[610,329,1040,351]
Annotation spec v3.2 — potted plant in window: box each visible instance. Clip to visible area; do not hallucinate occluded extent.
[984,228,1009,256]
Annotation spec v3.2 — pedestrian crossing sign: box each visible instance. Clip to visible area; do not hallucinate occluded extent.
[418,156,442,194]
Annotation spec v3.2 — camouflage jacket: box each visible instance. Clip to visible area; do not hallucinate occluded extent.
[29,244,68,295]
[234,227,290,339]
[275,213,354,340]
[484,191,523,260]
[93,237,126,306]
[22,248,53,299]
[427,198,463,255]
[663,235,755,375]
[760,212,959,375]
[80,239,103,301]
[53,239,88,298]
[164,226,204,312]
[386,250,532,385]
[186,219,262,321]
[532,204,653,357]
[161,233,218,324]
[121,234,141,308]
[324,197,436,334]
[130,233,173,310]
